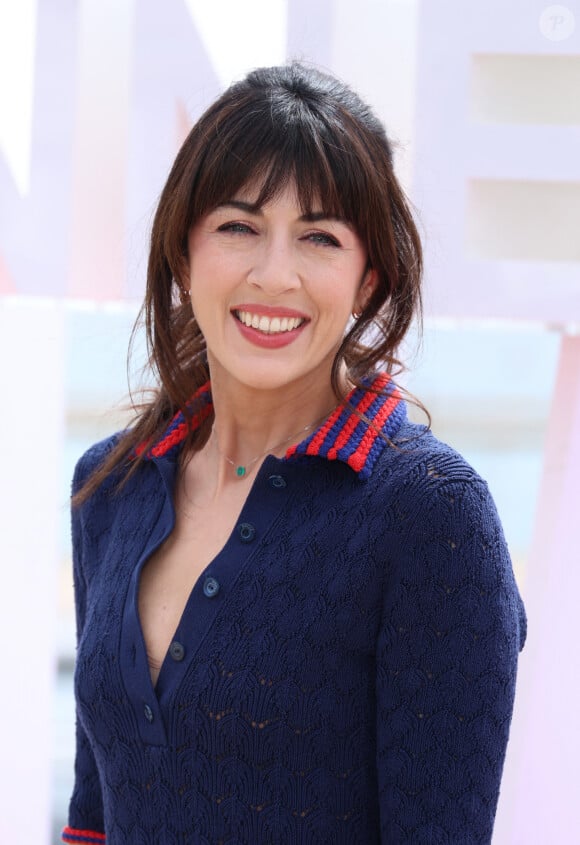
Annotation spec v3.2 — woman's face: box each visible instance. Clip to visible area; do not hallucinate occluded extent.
[185,180,375,397]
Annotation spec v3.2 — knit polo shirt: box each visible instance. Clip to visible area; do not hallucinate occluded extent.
[63,373,526,844]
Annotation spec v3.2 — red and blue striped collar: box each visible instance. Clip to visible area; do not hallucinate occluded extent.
[137,372,406,481]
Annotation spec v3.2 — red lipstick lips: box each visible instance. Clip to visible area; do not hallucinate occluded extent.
[231,305,309,349]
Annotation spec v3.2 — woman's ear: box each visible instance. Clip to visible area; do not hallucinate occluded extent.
[176,254,191,303]
[354,267,379,314]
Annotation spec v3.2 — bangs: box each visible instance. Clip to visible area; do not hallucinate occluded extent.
[189,92,371,234]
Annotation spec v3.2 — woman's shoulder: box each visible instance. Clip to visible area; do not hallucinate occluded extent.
[72,431,128,496]
[372,419,504,542]
[380,419,486,489]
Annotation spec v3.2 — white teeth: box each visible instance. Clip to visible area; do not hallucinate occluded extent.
[235,311,305,334]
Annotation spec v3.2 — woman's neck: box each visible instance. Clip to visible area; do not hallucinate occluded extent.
[188,361,349,499]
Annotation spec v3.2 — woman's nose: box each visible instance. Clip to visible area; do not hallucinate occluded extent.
[247,239,301,294]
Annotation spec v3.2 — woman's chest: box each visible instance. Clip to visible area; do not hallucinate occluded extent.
[76,459,389,744]
[138,488,252,685]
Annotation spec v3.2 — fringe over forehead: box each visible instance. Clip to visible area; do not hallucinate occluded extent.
[163,64,396,265]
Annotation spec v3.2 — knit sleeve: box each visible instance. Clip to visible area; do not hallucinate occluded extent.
[62,454,106,844]
[375,457,526,844]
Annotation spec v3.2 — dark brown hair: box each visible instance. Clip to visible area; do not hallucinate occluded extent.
[75,62,423,504]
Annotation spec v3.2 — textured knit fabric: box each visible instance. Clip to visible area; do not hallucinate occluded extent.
[64,374,526,845]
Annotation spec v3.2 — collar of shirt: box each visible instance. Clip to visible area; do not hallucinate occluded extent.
[135,372,407,481]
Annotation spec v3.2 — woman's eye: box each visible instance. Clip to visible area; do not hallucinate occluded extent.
[305,231,341,247]
[217,222,255,235]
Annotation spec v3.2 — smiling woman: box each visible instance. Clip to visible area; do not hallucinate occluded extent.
[63,63,526,845]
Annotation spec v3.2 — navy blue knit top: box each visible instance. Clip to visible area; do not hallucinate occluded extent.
[63,374,526,844]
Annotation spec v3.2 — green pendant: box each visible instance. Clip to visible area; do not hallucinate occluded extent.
[236,466,246,477]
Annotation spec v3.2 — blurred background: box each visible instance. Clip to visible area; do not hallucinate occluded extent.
[0,1,578,843]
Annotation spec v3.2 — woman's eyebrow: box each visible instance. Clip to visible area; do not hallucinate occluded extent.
[300,211,347,224]
[216,201,347,225]
[217,200,262,214]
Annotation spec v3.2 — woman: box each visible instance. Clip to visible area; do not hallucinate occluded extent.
[63,63,526,844]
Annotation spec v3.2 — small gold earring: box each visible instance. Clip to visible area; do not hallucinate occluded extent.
[352,309,361,319]
[179,287,190,305]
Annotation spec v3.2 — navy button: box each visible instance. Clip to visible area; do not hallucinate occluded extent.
[169,641,185,661]
[238,522,256,542]
[144,704,154,723]
[268,474,287,489]
[203,576,220,598]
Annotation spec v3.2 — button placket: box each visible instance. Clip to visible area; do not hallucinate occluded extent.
[156,458,294,716]
[120,464,177,747]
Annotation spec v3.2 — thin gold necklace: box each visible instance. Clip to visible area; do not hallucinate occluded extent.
[177,409,334,518]
[212,410,333,478]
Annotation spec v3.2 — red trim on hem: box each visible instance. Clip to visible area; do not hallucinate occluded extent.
[62,827,106,843]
